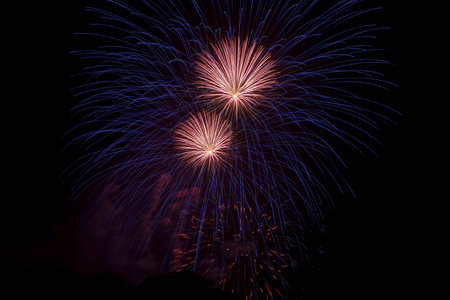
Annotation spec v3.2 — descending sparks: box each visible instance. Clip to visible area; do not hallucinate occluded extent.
[173,111,233,170]
[171,203,291,298]
[195,37,278,114]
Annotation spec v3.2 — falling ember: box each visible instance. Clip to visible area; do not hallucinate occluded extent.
[195,37,278,114]
[170,203,290,299]
[173,111,233,170]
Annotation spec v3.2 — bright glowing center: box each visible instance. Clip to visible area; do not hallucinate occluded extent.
[194,37,277,114]
[173,111,233,169]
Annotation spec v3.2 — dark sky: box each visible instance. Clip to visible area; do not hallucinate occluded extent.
[4,1,417,299]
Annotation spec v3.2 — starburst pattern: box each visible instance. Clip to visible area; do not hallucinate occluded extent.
[173,111,233,170]
[195,37,278,115]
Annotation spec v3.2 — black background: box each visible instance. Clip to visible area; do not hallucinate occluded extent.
[4,1,418,299]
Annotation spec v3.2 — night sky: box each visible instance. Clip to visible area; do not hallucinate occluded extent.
[4,1,416,299]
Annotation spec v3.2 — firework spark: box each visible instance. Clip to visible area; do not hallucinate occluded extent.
[170,202,293,299]
[195,37,278,115]
[173,111,233,170]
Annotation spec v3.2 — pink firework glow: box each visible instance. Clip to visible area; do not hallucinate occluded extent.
[195,37,278,114]
[173,111,233,170]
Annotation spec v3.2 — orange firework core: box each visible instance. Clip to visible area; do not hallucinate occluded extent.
[195,37,278,114]
[173,111,232,170]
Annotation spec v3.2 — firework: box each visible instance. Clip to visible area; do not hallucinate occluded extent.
[66,0,396,298]
[170,202,294,299]
[195,37,277,115]
[173,111,232,170]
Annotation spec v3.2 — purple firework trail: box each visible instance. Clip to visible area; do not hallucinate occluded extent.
[64,0,397,298]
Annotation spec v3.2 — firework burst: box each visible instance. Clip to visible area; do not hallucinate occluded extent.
[173,111,233,170]
[195,37,278,115]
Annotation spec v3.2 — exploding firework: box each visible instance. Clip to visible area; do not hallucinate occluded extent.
[173,111,233,170]
[195,37,278,115]
[66,0,397,298]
